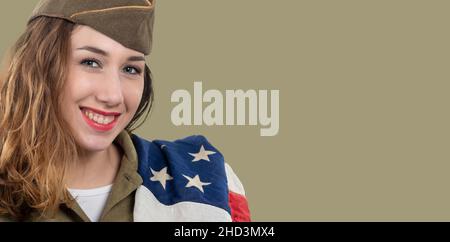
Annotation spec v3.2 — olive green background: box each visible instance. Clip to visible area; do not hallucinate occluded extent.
[1,0,450,221]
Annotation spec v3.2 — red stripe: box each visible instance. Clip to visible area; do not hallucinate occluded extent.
[228,191,251,222]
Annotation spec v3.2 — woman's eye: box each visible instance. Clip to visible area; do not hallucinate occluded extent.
[124,66,141,75]
[80,59,101,68]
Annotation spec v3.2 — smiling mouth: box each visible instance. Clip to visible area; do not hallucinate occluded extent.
[79,107,121,131]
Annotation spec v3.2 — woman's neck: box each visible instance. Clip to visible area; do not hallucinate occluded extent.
[66,143,122,189]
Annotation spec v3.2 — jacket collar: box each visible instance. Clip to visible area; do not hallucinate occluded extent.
[99,130,143,220]
[64,130,143,221]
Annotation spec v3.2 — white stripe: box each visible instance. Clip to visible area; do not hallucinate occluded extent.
[133,185,232,222]
[225,163,246,196]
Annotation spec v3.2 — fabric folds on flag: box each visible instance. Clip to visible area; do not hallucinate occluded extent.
[131,134,251,222]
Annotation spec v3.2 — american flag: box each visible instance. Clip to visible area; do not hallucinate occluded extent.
[131,134,251,222]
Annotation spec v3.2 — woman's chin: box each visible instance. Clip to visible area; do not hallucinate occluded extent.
[75,135,114,153]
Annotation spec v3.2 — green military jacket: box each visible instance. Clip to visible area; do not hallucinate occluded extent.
[0,130,142,222]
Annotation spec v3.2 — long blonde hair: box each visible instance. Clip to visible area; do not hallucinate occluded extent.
[0,17,77,220]
[0,14,155,221]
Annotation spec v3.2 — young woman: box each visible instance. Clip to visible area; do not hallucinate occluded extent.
[0,0,250,222]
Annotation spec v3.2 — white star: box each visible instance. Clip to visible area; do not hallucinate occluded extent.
[182,174,211,193]
[161,144,167,149]
[150,167,173,190]
[189,145,216,162]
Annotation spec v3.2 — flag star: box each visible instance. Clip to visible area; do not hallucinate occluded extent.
[161,144,167,149]
[150,167,173,190]
[189,145,216,162]
[182,174,211,193]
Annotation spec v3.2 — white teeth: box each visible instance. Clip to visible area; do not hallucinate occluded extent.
[83,109,115,125]
[103,116,114,124]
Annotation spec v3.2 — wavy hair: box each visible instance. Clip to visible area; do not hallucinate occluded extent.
[0,17,154,220]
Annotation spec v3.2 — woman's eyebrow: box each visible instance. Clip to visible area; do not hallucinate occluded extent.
[76,46,144,61]
[76,46,108,56]
[128,56,145,62]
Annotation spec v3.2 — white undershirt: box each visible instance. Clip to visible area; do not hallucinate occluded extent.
[68,184,113,222]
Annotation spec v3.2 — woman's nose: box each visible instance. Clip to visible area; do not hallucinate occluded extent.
[95,71,124,106]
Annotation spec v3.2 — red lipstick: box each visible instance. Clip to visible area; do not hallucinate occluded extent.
[80,107,121,132]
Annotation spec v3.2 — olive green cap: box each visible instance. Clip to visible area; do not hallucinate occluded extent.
[29,0,156,55]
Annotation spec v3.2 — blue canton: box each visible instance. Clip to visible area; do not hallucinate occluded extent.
[131,134,231,214]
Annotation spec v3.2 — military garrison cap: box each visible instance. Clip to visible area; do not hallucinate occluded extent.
[29,0,156,55]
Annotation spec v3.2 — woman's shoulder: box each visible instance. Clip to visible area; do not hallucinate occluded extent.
[129,133,225,183]
[129,133,251,222]
[130,134,225,165]
[129,133,247,198]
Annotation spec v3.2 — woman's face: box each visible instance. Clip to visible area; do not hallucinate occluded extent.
[61,25,145,153]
